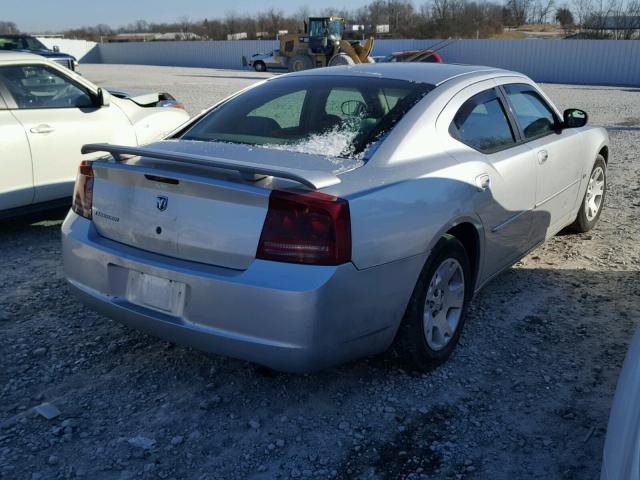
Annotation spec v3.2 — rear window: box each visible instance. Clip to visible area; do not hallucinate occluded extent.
[0,36,45,51]
[181,75,433,159]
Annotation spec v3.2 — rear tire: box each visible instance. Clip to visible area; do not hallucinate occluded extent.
[288,55,313,72]
[253,61,266,72]
[569,155,606,233]
[395,235,473,372]
[328,53,355,67]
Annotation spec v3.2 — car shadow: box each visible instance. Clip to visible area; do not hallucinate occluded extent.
[0,206,69,236]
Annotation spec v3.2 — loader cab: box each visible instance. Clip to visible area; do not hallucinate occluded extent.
[308,17,344,55]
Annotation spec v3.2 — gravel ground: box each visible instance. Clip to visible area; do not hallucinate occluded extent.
[1,65,639,480]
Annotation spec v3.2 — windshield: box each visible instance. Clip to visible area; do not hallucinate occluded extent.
[181,76,433,159]
[0,36,47,51]
[328,20,343,38]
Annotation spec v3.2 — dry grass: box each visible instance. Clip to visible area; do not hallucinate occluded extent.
[519,23,562,32]
[492,31,527,39]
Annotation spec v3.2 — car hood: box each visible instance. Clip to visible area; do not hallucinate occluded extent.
[108,88,169,106]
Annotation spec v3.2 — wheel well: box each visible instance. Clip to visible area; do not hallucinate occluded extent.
[446,223,480,287]
[599,146,608,164]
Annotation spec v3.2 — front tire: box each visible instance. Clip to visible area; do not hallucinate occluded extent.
[288,55,313,72]
[395,235,473,371]
[328,53,355,67]
[253,61,266,72]
[570,155,606,233]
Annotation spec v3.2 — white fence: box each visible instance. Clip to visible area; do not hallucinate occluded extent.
[36,38,98,63]
[87,39,640,86]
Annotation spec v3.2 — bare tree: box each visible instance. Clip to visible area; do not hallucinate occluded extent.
[534,0,556,23]
[505,0,533,25]
[556,6,575,28]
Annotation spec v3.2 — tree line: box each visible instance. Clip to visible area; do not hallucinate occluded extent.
[1,0,639,40]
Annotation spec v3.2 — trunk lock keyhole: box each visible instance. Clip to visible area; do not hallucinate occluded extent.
[156,226,162,235]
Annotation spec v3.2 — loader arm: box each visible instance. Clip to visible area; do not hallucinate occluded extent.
[359,37,375,63]
[339,40,363,64]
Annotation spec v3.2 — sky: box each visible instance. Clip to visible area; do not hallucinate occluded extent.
[4,0,376,32]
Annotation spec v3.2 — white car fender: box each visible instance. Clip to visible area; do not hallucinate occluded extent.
[111,97,190,145]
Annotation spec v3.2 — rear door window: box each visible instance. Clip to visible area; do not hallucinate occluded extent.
[451,89,516,153]
[503,84,558,139]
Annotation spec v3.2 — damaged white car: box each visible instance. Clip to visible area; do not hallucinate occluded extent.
[0,52,190,217]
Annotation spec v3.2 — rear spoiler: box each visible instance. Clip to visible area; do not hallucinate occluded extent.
[81,143,341,190]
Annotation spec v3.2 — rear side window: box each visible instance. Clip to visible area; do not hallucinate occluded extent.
[451,89,516,153]
[504,84,558,139]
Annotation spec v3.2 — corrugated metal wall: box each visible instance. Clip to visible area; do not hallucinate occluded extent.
[97,40,278,69]
[94,39,640,86]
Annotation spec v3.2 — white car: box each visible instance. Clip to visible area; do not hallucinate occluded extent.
[247,50,285,72]
[0,52,190,217]
[601,329,640,479]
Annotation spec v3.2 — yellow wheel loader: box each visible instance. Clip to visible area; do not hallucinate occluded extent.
[276,17,375,72]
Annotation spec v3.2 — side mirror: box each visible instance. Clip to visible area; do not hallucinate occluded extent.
[96,88,110,107]
[52,45,60,53]
[563,108,588,128]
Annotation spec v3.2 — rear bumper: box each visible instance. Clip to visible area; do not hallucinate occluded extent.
[62,212,425,372]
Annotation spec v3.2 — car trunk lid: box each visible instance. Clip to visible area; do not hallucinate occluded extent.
[88,140,353,270]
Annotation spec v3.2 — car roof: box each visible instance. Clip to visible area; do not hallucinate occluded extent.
[0,51,43,62]
[285,62,516,86]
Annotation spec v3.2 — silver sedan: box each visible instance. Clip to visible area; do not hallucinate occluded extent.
[62,63,609,372]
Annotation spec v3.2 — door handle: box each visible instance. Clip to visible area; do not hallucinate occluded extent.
[537,150,549,164]
[475,173,491,192]
[30,124,55,134]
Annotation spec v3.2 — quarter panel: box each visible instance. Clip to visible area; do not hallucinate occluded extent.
[348,163,479,270]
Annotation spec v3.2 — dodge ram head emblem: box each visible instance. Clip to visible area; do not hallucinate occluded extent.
[156,196,168,212]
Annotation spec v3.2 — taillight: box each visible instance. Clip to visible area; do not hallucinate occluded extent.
[256,190,351,266]
[71,160,94,219]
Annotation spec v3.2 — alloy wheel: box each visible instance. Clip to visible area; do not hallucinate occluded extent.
[585,166,605,221]
[423,258,465,351]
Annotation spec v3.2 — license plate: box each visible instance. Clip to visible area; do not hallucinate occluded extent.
[126,270,186,315]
